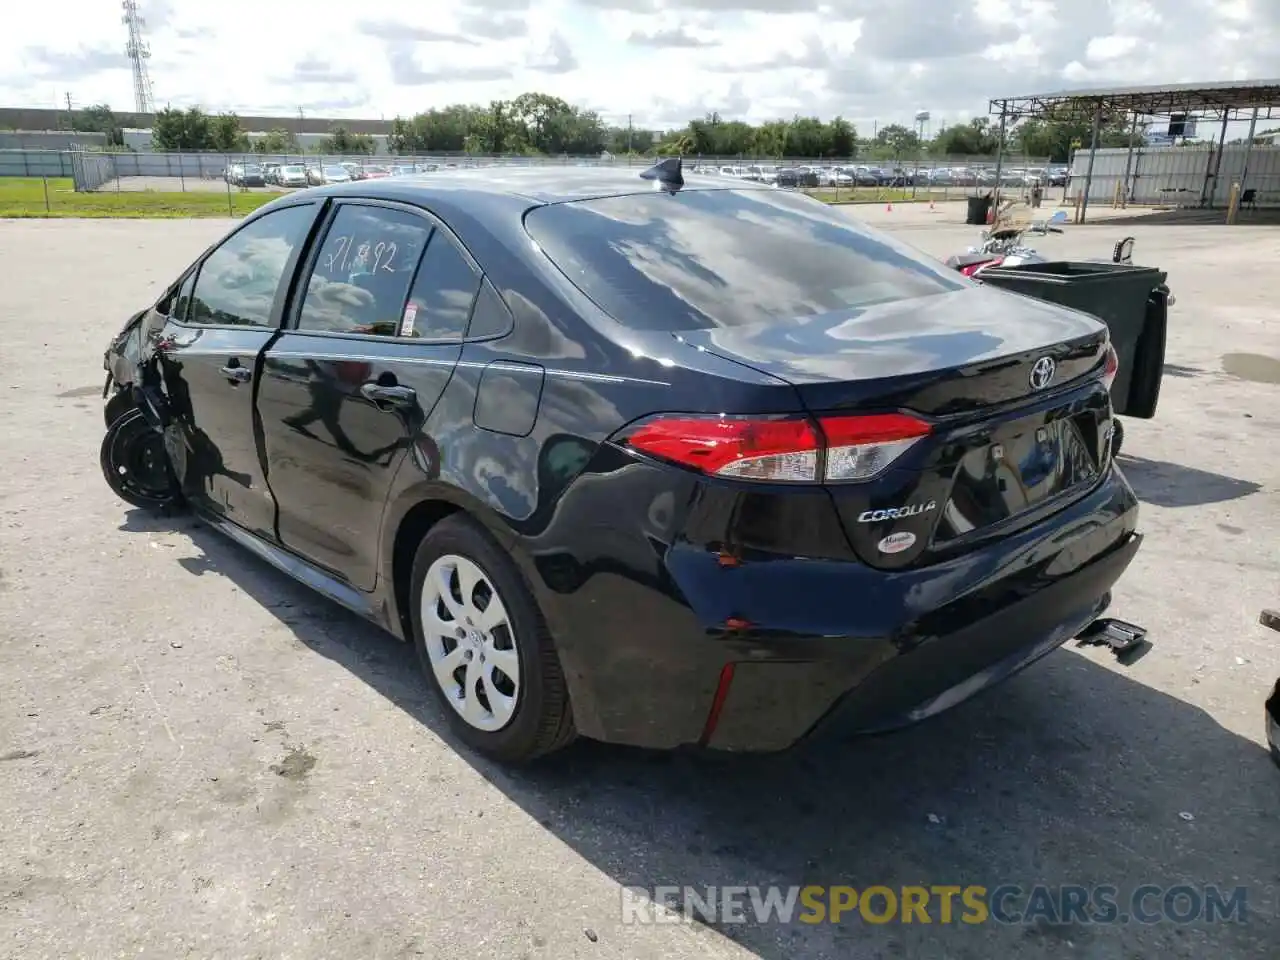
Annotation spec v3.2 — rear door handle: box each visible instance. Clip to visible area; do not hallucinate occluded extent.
[220,364,252,384]
[360,382,416,408]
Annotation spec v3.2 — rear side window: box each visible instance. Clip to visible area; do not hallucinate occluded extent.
[523,188,964,330]
[401,230,482,341]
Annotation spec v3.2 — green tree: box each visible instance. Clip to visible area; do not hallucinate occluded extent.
[209,112,249,153]
[929,118,1004,157]
[1015,117,1136,162]
[151,105,214,151]
[873,123,921,159]
[254,127,299,154]
[605,125,655,155]
[319,124,375,155]
[70,103,124,147]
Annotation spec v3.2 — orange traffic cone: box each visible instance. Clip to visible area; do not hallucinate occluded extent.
[929,199,936,212]
[885,201,893,213]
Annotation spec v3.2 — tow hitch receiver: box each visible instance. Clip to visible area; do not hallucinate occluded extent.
[1077,618,1149,661]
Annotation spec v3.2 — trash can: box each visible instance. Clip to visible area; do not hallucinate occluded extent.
[966,194,993,225]
[974,261,1169,418]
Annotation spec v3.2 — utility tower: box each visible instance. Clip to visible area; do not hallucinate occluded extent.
[122,1,156,114]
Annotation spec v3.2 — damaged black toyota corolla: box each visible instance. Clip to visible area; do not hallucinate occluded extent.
[100,160,1152,764]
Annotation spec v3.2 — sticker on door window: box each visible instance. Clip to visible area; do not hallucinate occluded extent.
[401,302,418,337]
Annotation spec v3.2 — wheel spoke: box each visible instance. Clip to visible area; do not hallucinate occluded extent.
[476,594,509,633]
[433,564,463,619]
[486,646,519,682]
[461,658,488,726]
[482,669,515,726]
[431,645,466,691]
[455,560,482,616]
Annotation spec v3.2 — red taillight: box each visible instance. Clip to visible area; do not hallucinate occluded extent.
[619,412,932,483]
[819,413,933,481]
[960,256,1003,277]
[1101,342,1119,392]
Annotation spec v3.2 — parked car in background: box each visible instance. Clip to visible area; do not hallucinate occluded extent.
[237,164,266,188]
[262,162,282,185]
[98,160,1144,765]
[307,164,352,186]
[340,162,366,181]
[775,166,821,188]
[277,164,308,188]
[363,165,393,180]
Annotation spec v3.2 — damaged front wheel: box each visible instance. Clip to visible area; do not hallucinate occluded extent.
[100,407,183,513]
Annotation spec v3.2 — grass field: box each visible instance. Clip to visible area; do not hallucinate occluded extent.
[0,177,273,218]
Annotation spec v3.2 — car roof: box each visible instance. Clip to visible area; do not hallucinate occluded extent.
[299,164,775,205]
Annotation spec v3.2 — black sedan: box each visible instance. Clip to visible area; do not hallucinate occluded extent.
[99,159,1147,764]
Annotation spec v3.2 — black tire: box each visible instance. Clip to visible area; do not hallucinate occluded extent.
[1112,418,1125,459]
[100,408,183,513]
[409,514,575,763]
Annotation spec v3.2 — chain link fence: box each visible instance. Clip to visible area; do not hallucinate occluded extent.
[2,147,1058,216]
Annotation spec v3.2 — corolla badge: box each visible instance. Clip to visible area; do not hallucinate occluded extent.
[1029,356,1056,390]
[857,501,937,523]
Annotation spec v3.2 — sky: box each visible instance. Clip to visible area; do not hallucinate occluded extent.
[1,0,1277,134]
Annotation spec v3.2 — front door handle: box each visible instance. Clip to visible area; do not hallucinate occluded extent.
[220,364,252,384]
[360,382,416,408]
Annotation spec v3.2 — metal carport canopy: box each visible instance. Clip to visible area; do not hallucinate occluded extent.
[986,79,1280,223]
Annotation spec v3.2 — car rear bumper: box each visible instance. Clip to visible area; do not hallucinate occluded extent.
[712,530,1138,750]
[532,462,1141,751]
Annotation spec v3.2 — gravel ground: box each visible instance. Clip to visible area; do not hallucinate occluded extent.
[0,211,1277,960]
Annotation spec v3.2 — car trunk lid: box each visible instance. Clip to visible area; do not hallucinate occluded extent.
[672,287,1113,568]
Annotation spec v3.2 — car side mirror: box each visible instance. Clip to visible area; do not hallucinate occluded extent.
[1113,237,1135,264]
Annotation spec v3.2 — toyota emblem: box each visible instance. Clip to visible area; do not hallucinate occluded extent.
[1029,356,1056,390]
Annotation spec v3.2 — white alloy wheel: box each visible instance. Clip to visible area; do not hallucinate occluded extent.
[420,553,521,732]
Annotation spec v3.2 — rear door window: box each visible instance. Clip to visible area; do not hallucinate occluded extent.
[523,188,964,330]
[296,204,432,337]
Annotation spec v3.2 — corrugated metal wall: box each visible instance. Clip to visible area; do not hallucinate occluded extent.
[1067,144,1280,206]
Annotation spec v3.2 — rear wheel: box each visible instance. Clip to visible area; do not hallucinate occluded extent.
[100,408,182,512]
[409,515,575,763]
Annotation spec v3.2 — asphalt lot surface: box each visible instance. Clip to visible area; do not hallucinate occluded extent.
[1,207,1277,960]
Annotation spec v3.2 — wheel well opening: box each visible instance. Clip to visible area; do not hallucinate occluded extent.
[392,500,461,639]
[104,389,136,428]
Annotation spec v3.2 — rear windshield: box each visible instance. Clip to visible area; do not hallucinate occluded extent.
[524,188,963,330]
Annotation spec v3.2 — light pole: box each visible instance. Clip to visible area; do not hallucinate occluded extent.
[913,110,930,199]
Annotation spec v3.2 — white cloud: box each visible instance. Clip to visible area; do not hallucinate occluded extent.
[0,0,1276,133]
[1085,35,1140,62]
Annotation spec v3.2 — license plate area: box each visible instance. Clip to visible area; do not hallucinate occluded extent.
[933,414,1099,543]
